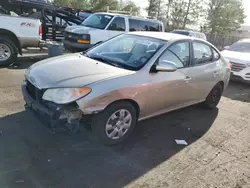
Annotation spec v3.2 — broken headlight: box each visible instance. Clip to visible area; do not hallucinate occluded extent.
[42,87,91,104]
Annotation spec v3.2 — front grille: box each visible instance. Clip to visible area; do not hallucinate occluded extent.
[231,62,246,72]
[64,31,79,41]
[26,81,43,101]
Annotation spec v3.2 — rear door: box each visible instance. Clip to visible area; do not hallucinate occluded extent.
[187,40,221,101]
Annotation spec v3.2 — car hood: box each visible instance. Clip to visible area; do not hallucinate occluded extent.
[25,53,134,89]
[65,25,98,34]
[221,50,250,64]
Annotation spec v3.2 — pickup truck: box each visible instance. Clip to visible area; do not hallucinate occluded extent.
[0,14,41,66]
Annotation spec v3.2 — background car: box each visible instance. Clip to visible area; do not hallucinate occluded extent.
[63,13,164,52]
[22,32,230,145]
[171,29,207,40]
[221,38,250,83]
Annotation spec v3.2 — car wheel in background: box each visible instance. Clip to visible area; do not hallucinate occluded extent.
[0,37,18,67]
[92,101,137,145]
[203,83,223,109]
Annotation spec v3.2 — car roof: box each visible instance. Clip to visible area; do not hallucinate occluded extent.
[94,12,162,23]
[127,32,215,48]
[128,31,193,41]
[174,29,205,34]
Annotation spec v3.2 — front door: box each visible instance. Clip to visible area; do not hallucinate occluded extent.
[146,40,198,116]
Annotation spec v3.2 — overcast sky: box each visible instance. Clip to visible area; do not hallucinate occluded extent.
[133,0,250,25]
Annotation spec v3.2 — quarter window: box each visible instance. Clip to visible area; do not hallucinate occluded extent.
[107,17,125,31]
[193,42,212,65]
[159,41,190,68]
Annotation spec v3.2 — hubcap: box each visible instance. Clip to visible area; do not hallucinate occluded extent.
[0,44,11,61]
[105,109,132,140]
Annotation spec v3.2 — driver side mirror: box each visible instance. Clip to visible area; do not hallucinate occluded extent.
[224,46,230,50]
[153,60,178,72]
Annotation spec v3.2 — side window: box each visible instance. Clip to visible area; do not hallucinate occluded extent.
[107,17,125,31]
[193,42,213,65]
[139,21,159,31]
[159,41,190,68]
[139,21,148,31]
[129,19,139,31]
[212,48,220,60]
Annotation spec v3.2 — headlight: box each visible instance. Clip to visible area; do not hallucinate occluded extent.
[80,34,90,40]
[77,34,90,44]
[246,63,250,67]
[42,87,91,104]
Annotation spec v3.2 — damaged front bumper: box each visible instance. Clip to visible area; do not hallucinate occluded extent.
[22,84,90,133]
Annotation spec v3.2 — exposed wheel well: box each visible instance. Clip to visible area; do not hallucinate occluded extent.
[217,81,224,91]
[0,29,22,55]
[106,99,140,119]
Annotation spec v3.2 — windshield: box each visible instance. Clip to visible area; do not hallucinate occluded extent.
[77,12,92,19]
[86,34,165,71]
[81,14,113,29]
[229,42,250,53]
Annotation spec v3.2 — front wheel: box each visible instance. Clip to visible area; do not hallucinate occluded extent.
[203,83,223,109]
[92,102,137,145]
[0,37,18,67]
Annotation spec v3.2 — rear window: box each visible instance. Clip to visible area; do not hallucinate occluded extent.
[171,30,190,36]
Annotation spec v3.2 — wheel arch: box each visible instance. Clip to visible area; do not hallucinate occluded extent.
[0,29,22,55]
[105,99,140,119]
[217,81,224,91]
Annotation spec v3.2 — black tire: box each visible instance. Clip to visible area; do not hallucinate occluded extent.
[0,37,18,67]
[203,83,223,109]
[92,101,137,145]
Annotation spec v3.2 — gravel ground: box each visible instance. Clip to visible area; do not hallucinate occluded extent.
[0,57,250,188]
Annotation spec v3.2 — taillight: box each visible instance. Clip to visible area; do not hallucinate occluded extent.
[39,24,42,37]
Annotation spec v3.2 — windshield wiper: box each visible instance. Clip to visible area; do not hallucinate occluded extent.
[88,56,123,68]
[82,24,98,29]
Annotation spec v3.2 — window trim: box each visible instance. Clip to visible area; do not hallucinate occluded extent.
[191,40,214,66]
[106,16,126,31]
[211,47,221,61]
[154,39,192,69]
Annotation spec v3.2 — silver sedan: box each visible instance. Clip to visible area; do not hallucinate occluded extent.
[22,32,231,145]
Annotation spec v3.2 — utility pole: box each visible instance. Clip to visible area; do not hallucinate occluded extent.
[120,0,123,10]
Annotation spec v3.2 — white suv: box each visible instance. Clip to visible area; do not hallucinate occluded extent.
[63,13,164,52]
[221,39,250,83]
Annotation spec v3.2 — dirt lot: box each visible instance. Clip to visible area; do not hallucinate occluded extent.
[0,56,250,188]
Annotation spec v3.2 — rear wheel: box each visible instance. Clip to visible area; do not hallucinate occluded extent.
[92,102,137,145]
[203,83,223,109]
[0,37,18,67]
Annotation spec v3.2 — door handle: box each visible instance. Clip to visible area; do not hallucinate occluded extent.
[184,76,192,81]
